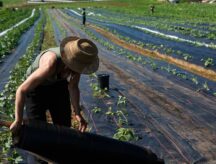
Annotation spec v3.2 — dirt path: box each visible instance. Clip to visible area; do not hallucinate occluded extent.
[49,9,216,163]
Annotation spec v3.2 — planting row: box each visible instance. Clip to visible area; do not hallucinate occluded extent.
[0,9,39,62]
[60,9,216,95]
[0,10,45,163]
[86,7,216,42]
[0,8,32,33]
[49,10,216,163]
[63,9,216,80]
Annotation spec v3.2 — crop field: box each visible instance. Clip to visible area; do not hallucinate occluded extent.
[0,0,216,163]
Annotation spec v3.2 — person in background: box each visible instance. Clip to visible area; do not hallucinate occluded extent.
[82,8,86,26]
[150,5,155,14]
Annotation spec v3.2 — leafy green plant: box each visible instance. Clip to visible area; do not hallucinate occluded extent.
[201,58,214,67]
[183,53,192,61]
[113,128,138,142]
[89,73,97,79]
[150,62,158,71]
[191,76,199,85]
[92,107,102,114]
[203,81,210,91]
[90,82,110,98]
[116,110,128,126]
[0,130,22,163]
[117,96,127,106]
[105,106,114,116]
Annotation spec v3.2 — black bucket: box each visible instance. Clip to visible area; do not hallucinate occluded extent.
[97,74,110,90]
[12,120,164,163]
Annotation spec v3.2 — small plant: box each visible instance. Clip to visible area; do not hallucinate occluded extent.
[203,82,210,91]
[105,106,114,116]
[171,69,177,75]
[116,110,128,126]
[177,72,187,79]
[92,107,102,114]
[201,58,214,67]
[183,53,192,61]
[89,73,97,79]
[113,128,138,142]
[117,96,127,106]
[191,76,199,85]
[90,82,110,98]
[150,62,158,71]
[0,130,22,163]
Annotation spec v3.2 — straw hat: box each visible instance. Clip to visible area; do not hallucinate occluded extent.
[60,36,99,74]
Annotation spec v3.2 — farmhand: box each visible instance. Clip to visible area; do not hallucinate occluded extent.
[10,36,99,134]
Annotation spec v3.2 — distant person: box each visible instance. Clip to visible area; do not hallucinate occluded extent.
[82,8,86,26]
[150,5,155,14]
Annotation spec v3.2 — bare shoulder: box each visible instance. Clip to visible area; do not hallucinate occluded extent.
[39,51,57,69]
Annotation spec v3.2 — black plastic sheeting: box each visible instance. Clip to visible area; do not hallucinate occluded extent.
[13,120,164,163]
[85,26,216,96]
[48,9,216,163]
[89,8,216,44]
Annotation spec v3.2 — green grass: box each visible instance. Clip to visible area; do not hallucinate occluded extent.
[1,0,215,25]
[41,9,57,50]
[0,0,27,8]
[22,0,215,22]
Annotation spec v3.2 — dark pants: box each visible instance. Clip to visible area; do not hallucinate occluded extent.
[83,16,86,25]
[25,80,71,127]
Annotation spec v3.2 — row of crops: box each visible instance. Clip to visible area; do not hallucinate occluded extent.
[0,8,45,162]
[0,9,39,62]
[63,8,216,97]
[47,8,216,163]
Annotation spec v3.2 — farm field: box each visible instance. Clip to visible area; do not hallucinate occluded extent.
[0,0,216,163]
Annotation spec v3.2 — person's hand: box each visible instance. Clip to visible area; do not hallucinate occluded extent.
[75,114,87,132]
[10,120,22,135]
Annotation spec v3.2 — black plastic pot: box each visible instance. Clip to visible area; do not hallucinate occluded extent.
[13,120,164,163]
[97,74,110,90]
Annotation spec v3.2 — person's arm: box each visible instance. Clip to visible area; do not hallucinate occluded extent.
[10,52,57,133]
[68,74,87,132]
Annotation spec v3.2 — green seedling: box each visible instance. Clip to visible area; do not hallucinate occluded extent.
[105,106,114,116]
[90,83,110,98]
[89,73,97,79]
[203,82,210,91]
[116,110,128,126]
[183,53,192,61]
[117,96,127,106]
[201,58,214,67]
[191,77,199,85]
[92,107,102,114]
[150,62,158,71]
[113,128,138,142]
[171,69,177,75]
